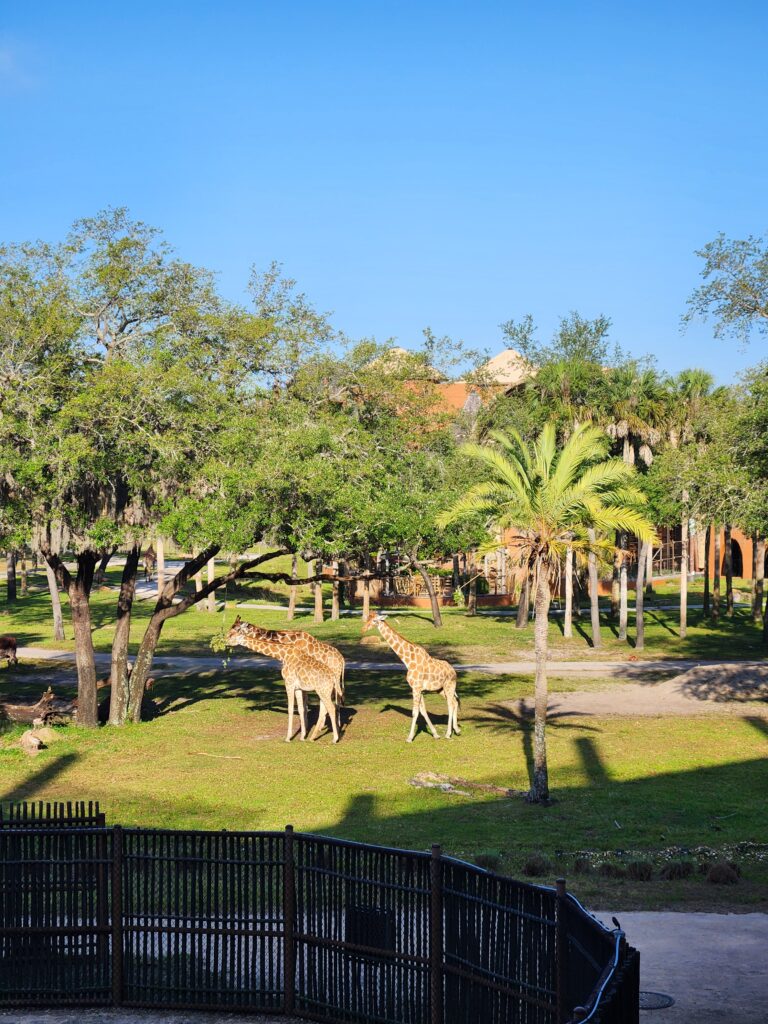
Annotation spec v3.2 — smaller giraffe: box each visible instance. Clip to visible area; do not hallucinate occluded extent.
[226,618,341,742]
[362,611,460,742]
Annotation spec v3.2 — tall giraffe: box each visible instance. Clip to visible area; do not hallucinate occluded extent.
[226,617,341,742]
[227,619,345,737]
[362,612,460,742]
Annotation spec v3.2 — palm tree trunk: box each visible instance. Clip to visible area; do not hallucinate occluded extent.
[618,533,628,641]
[314,559,324,623]
[516,574,529,629]
[287,554,298,620]
[610,545,620,620]
[724,524,733,617]
[564,546,573,639]
[635,538,648,650]
[713,524,721,622]
[754,536,765,625]
[680,514,688,639]
[528,570,551,803]
[44,558,66,642]
[5,550,17,603]
[703,525,711,618]
[587,529,601,649]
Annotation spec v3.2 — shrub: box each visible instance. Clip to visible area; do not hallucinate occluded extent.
[658,860,694,881]
[706,862,739,885]
[626,861,653,881]
[572,856,593,875]
[597,862,627,879]
[474,852,501,873]
[522,853,552,877]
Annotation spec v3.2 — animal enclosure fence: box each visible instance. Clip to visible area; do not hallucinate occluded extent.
[0,808,638,1024]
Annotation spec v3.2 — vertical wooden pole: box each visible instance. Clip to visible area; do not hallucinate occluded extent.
[156,537,165,594]
[207,557,216,613]
[283,825,296,1014]
[680,511,688,639]
[111,825,123,1006]
[556,878,568,1024]
[430,844,443,1024]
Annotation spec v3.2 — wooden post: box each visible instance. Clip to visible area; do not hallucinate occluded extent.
[283,825,296,1014]
[111,825,123,1005]
[314,559,324,623]
[207,557,216,613]
[156,537,165,594]
[556,878,568,1024]
[362,572,371,619]
[430,843,443,1024]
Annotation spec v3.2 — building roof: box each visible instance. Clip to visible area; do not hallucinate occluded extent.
[481,348,531,387]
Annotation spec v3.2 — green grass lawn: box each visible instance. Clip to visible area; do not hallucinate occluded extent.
[1,555,766,664]
[1,661,766,911]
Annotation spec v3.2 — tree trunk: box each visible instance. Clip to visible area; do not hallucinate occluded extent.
[193,547,204,611]
[754,536,765,625]
[362,573,371,620]
[763,590,768,647]
[467,553,477,617]
[5,550,17,603]
[314,559,324,623]
[19,552,28,597]
[610,543,620,620]
[108,545,141,726]
[713,524,721,622]
[287,554,298,620]
[680,514,688,639]
[65,554,99,728]
[95,547,115,585]
[44,559,65,642]
[528,570,551,803]
[618,533,628,641]
[452,554,461,594]
[724,524,733,617]
[587,529,601,649]
[156,537,165,594]
[515,574,529,629]
[207,557,216,613]
[128,615,164,722]
[645,541,653,598]
[414,559,443,628]
[331,560,340,621]
[635,538,648,650]
[564,545,573,639]
[703,525,711,618]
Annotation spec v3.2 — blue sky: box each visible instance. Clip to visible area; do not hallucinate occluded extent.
[2,1,767,381]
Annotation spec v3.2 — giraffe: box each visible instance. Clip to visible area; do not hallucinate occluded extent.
[226,618,345,738]
[362,611,460,742]
[225,617,342,742]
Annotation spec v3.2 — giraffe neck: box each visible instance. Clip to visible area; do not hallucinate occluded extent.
[240,630,287,661]
[377,621,423,669]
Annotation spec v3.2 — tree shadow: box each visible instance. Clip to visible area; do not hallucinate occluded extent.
[574,736,611,785]
[0,752,79,805]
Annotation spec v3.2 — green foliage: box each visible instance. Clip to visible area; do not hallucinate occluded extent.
[686,231,768,343]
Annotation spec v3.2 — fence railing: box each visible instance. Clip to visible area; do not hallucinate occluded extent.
[0,815,638,1024]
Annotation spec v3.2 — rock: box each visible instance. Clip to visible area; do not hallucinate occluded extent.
[19,731,45,755]
[31,726,60,744]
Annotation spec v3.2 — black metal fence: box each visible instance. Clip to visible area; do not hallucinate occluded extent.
[0,808,638,1023]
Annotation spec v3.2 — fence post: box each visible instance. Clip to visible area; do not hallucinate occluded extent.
[430,843,444,1024]
[283,825,296,1015]
[111,825,123,1006]
[556,877,568,1024]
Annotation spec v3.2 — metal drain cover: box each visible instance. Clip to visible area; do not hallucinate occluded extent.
[640,991,675,1010]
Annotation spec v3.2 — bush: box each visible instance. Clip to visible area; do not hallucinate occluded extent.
[597,862,627,879]
[572,856,593,875]
[626,861,654,882]
[522,853,552,877]
[474,851,502,872]
[706,862,740,885]
[658,860,694,881]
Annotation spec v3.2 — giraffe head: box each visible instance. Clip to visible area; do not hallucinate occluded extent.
[225,615,251,647]
[361,611,387,633]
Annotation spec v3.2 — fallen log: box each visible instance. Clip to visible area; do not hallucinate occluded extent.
[0,687,77,725]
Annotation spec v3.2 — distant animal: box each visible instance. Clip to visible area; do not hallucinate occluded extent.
[362,611,460,741]
[143,545,157,581]
[0,635,18,666]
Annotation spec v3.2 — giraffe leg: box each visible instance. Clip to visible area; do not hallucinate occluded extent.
[285,684,295,742]
[419,695,440,739]
[296,689,308,740]
[309,695,327,741]
[407,691,422,742]
[322,693,340,743]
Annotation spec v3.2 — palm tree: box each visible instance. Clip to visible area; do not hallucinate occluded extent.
[439,422,655,803]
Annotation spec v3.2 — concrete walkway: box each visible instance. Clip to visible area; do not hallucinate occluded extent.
[3,913,766,1023]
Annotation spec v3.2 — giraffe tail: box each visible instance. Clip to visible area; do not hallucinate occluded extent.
[336,661,345,706]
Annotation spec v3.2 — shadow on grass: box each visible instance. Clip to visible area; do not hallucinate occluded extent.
[0,752,80,805]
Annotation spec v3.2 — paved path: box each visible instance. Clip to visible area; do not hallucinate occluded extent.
[3,913,766,1023]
